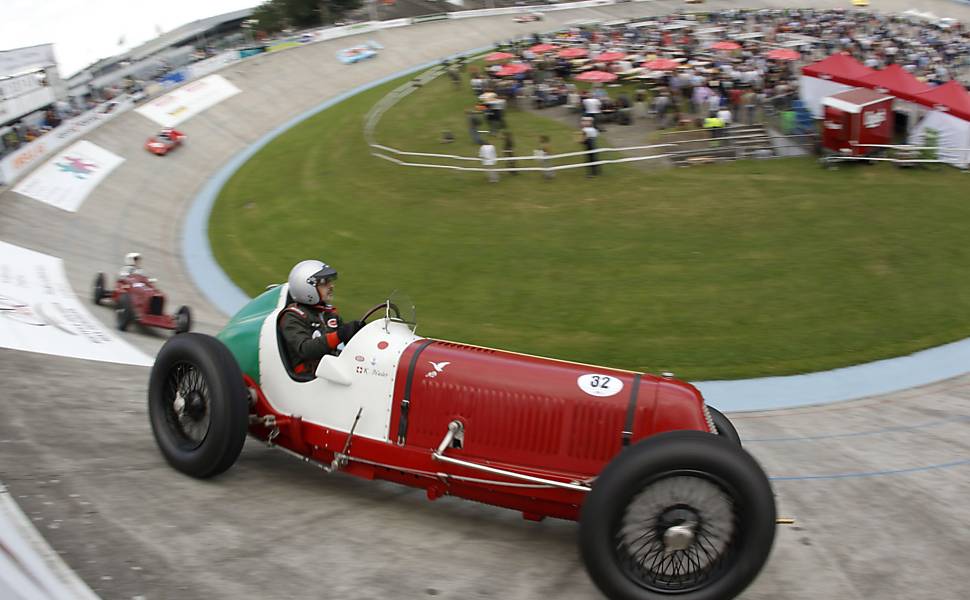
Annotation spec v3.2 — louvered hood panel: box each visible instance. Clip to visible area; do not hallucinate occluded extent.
[391,340,659,475]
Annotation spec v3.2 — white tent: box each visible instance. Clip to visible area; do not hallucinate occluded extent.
[908,110,970,169]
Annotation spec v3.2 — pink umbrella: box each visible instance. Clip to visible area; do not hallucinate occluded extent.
[529,43,557,53]
[485,51,515,62]
[496,63,531,77]
[766,48,801,61]
[558,47,589,59]
[643,58,680,71]
[575,70,618,83]
[592,51,626,62]
[711,41,741,51]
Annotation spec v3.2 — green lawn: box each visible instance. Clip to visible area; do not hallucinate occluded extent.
[210,67,970,380]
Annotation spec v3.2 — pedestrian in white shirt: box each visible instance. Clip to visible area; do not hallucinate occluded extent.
[479,141,499,183]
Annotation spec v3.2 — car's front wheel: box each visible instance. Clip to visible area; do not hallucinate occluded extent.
[579,431,776,600]
[148,333,249,478]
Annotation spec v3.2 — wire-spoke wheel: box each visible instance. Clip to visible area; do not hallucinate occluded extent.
[580,431,775,600]
[149,333,249,478]
[616,473,737,594]
[163,362,211,449]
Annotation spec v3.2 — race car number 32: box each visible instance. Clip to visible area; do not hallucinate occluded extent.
[577,374,624,397]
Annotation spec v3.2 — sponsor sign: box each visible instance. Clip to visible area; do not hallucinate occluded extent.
[0,98,132,185]
[135,74,240,127]
[187,51,240,80]
[12,141,124,212]
[0,242,153,366]
[863,109,887,129]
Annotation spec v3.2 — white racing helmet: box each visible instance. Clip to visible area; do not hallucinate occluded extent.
[125,252,142,266]
[288,260,338,305]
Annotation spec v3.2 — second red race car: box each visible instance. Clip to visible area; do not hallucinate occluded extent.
[144,128,185,156]
[93,268,191,334]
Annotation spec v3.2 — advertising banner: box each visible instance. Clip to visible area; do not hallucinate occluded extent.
[0,242,153,366]
[0,97,132,185]
[134,74,240,127]
[12,141,124,213]
[187,51,240,80]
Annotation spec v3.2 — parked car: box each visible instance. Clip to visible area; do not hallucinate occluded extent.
[93,271,191,333]
[144,128,185,156]
[148,289,776,600]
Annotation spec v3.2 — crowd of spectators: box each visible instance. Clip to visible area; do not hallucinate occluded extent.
[451,6,969,168]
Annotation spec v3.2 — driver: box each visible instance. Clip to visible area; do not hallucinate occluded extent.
[119,252,145,278]
[280,259,364,376]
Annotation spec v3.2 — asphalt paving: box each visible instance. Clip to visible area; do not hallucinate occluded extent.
[1,1,969,599]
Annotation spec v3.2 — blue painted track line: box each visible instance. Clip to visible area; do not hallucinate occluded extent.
[769,458,970,481]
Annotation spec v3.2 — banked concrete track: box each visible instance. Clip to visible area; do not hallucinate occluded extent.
[1,1,969,598]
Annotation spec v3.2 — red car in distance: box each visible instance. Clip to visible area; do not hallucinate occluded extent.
[145,128,186,156]
[93,271,191,334]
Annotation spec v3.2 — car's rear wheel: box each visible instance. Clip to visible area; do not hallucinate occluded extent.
[579,431,775,600]
[175,305,192,334]
[148,333,248,478]
[116,293,134,330]
[92,273,106,305]
[708,406,741,446]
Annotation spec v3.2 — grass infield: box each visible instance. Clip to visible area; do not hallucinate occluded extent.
[210,68,970,380]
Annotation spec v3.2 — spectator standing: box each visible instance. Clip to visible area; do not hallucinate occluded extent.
[579,116,600,178]
[466,108,484,145]
[582,94,602,129]
[535,134,554,180]
[503,131,518,176]
[479,140,499,183]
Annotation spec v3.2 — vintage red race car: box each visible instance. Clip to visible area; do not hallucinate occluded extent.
[148,289,776,600]
[144,128,185,155]
[93,271,191,333]
[514,12,544,23]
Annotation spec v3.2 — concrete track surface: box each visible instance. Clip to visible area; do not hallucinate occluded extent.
[1,1,969,598]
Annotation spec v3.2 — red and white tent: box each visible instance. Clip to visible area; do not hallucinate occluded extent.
[858,64,932,104]
[908,81,970,168]
[800,53,873,117]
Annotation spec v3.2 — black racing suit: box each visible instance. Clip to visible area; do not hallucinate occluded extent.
[279,302,344,375]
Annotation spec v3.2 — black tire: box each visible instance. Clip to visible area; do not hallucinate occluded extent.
[92,273,106,305]
[116,293,134,330]
[148,333,249,478]
[175,305,192,334]
[708,406,741,446]
[579,431,776,600]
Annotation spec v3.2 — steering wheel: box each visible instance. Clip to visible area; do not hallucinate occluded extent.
[360,301,401,325]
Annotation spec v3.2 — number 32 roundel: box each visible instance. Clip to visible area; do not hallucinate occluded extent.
[577,373,624,397]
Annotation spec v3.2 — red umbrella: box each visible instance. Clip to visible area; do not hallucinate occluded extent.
[592,51,626,62]
[643,58,680,71]
[575,70,618,83]
[766,48,801,61]
[558,47,589,59]
[711,41,741,51]
[485,51,515,62]
[529,43,557,53]
[496,63,531,77]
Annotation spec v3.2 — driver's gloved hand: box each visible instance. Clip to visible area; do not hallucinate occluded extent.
[337,320,365,344]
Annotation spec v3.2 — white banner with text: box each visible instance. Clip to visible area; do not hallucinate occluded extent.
[12,141,124,212]
[0,242,153,366]
[135,74,240,127]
